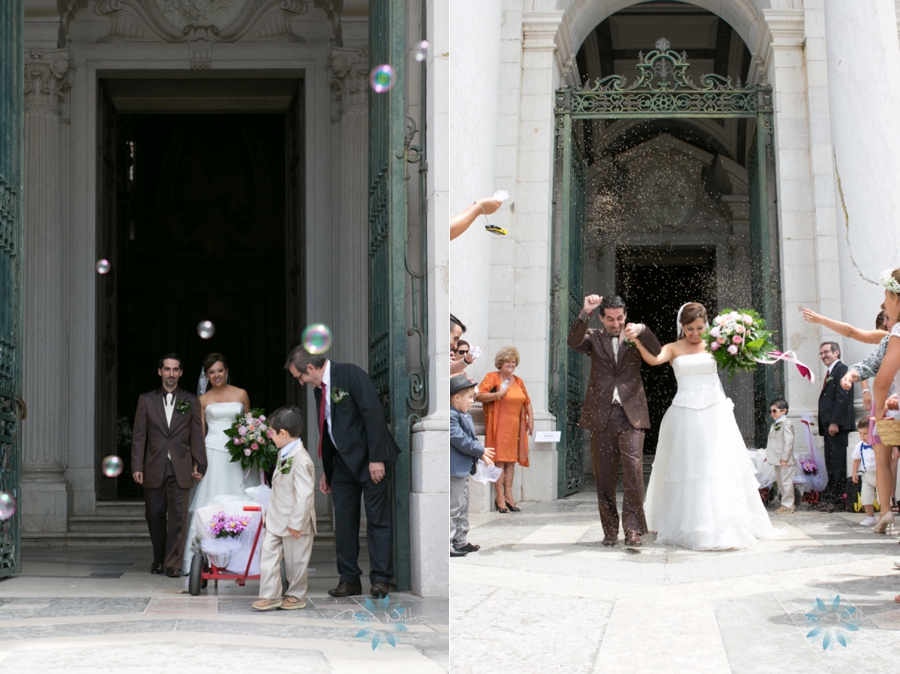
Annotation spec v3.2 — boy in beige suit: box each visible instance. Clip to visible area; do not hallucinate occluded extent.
[252,406,317,611]
[767,398,796,514]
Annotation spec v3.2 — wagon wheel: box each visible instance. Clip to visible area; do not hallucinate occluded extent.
[189,552,205,596]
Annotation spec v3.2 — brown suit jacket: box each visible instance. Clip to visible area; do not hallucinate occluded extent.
[567,312,662,431]
[131,387,207,490]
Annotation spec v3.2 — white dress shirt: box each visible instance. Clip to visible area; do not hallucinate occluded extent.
[611,336,622,405]
[164,391,174,459]
[321,360,338,449]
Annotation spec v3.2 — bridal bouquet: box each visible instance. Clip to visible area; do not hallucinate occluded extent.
[704,308,776,378]
[224,408,279,473]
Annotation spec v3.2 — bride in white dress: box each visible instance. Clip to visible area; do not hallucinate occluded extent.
[181,353,261,572]
[628,303,776,550]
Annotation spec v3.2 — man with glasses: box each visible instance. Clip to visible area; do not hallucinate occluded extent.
[817,341,855,511]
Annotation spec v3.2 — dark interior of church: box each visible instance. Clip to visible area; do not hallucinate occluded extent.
[111,113,288,497]
[616,246,717,454]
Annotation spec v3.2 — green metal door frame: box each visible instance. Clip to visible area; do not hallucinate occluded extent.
[0,0,23,577]
[368,0,418,592]
[551,39,779,497]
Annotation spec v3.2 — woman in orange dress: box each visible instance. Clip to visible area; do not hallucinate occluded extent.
[477,347,534,513]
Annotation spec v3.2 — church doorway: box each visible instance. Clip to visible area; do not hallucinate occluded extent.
[615,246,717,455]
[95,80,307,501]
[552,7,781,497]
[111,113,287,498]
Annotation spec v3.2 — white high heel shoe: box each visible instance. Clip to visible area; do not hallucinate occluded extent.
[873,511,895,534]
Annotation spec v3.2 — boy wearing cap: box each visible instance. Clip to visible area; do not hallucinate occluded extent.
[450,374,495,558]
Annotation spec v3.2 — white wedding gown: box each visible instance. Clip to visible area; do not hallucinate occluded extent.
[644,353,777,550]
[181,402,261,572]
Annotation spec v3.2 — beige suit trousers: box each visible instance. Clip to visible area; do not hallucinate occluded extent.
[258,528,314,601]
[774,464,796,509]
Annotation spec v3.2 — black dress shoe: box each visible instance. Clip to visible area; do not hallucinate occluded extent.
[459,543,481,553]
[624,532,642,548]
[450,548,468,557]
[150,563,164,575]
[601,536,618,547]
[165,567,182,578]
[328,582,363,597]
[371,581,390,598]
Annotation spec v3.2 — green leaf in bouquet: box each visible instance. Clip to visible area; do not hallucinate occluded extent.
[746,338,766,349]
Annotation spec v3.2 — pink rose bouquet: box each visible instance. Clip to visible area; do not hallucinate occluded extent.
[703,308,776,378]
[224,408,278,472]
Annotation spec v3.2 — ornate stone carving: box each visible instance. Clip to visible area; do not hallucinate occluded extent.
[329,46,369,117]
[95,0,308,43]
[24,49,73,112]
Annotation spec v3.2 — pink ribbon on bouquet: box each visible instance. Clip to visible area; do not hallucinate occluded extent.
[753,350,815,383]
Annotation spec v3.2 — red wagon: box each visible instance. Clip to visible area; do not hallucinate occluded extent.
[188,504,286,595]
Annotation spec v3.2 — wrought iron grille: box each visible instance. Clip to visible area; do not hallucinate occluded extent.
[368,0,412,592]
[0,0,23,578]
[552,38,779,497]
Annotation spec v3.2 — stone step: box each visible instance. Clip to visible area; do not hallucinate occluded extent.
[68,516,148,533]
[95,501,145,517]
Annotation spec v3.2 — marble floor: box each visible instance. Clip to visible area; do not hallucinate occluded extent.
[0,545,448,673]
[451,489,900,674]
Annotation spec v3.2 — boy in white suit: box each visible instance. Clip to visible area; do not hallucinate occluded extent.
[252,406,317,611]
[767,398,796,514]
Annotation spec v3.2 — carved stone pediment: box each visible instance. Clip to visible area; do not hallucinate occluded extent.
[95,0,309,43]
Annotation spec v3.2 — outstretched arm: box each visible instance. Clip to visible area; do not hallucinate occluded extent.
[450,198,502,240]
[802,308,887,345]
[568,295,602,354]
[632,339,674,366]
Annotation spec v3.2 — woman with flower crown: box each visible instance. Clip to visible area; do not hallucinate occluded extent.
[626,303,776,550]
[181,352,260,573]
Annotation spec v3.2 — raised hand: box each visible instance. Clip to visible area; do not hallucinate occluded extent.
[624,323,643,341]
[801,308,822,324]
[583,294,602,314]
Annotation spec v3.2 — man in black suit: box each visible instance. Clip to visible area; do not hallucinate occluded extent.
[285,346,400,598]
[817,341,855,511]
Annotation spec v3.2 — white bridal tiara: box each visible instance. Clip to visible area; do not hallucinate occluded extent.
[880,269,900,295]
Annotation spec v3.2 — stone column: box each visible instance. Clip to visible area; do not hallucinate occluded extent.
[824,2,900,362]
[329,46,369,369]
[21,48,72,534]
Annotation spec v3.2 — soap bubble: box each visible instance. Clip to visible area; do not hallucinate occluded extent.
[101,455,123,478]
[369,65,394,93]
[96,259,111,274]
[301,323,332,355]
[0,491,16,521]
[197,320,215,339]
[415,40,428,62]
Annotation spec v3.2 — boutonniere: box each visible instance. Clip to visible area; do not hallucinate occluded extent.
[175,399,191,414]
[331,388,349,404]
[825,374,834,385]
[774,422,783,431]
[622,338,635,348]
[279,456,293,475]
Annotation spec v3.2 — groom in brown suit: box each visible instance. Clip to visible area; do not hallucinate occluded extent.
[568,295,661,548]
[131,354,206,577]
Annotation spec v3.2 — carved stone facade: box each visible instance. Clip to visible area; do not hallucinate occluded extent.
[94,0,308,43]
[24,48,72,111]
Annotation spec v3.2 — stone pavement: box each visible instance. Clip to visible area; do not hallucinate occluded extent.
[0,546,448,673]
[451,489,900,673]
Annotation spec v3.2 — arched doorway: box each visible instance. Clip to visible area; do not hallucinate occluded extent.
[550,8,782,497]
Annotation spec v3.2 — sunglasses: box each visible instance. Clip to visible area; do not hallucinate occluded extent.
[456,349,470,356]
